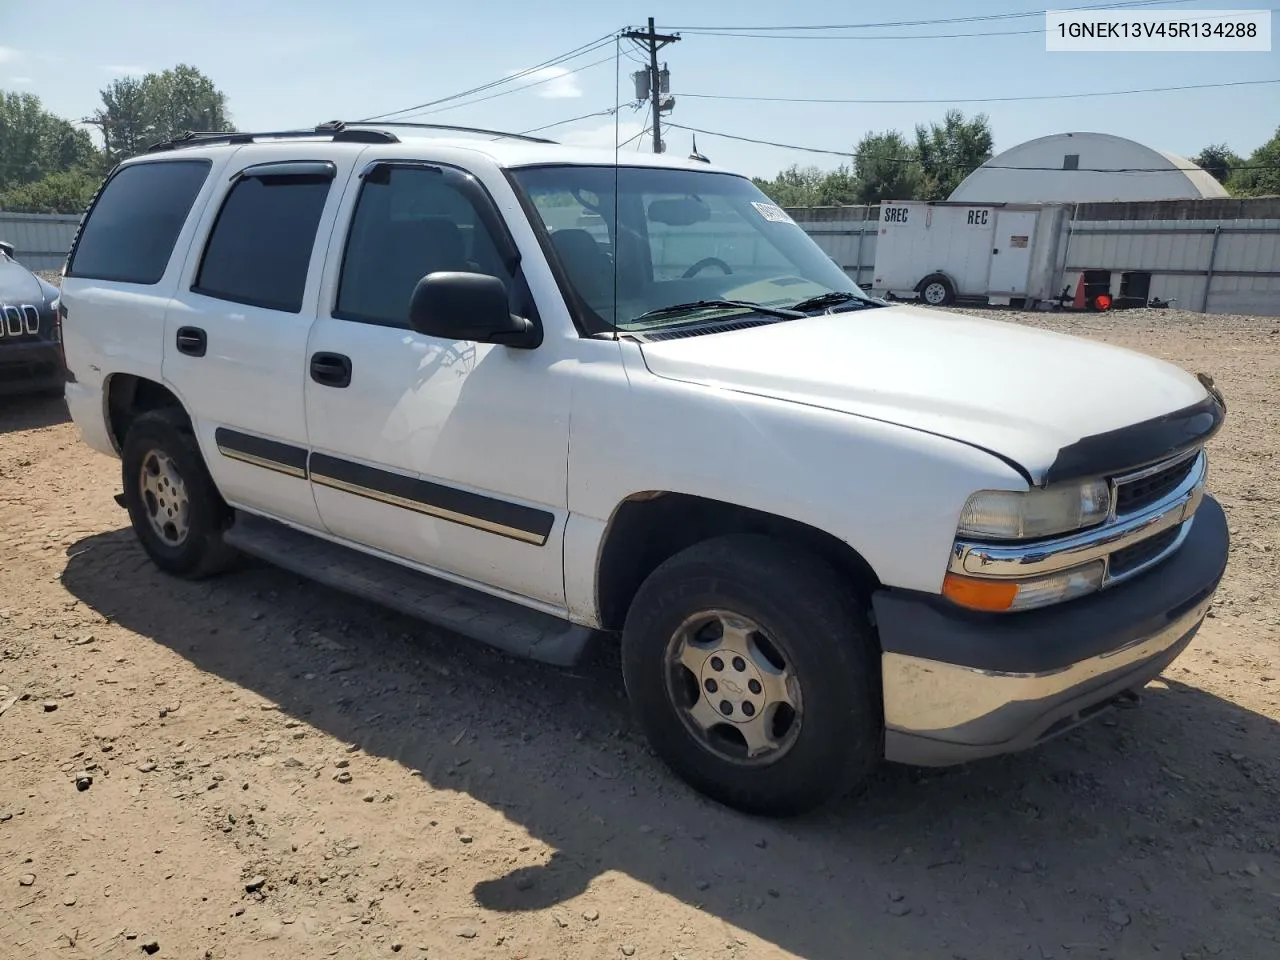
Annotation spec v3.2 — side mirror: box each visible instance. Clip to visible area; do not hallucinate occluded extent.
[408,272,540,349]
[0,241,15,260]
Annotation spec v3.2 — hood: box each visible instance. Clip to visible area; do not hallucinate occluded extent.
[637,305,1211,483]
[0,256,47,304]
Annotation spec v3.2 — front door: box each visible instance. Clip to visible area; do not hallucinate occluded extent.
[303,158,571,609]
[987,210,1038,295]
[164,151,351,530]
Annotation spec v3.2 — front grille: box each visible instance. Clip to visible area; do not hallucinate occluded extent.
[1114,454,1197,516]
[1109,524,1181,577]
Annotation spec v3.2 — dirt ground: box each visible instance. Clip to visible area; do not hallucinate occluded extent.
[2,305,1278,960]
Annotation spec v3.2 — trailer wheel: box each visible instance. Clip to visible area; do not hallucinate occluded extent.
[919,275,955,307]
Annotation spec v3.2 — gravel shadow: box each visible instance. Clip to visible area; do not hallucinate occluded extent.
[0,391,69,434]
[60,528,1280,960]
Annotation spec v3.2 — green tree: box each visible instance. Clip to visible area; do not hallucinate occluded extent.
[1225,126,1280,197]
[914,109,993,200]
[0,168,101,214]
[751,165,831,206]
[90,64,235,163]
[0,91,100,193]
[1192,143,1243,186]
[853,130,921,203]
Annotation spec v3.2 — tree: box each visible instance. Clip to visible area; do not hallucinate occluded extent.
[90,64,234,163]
[853,130,921,203]
[0,169,101,214]
[0,91,100,193]
[1225,127,1280,197]
[1193,143,1243,186]
[914,109,993,200]
[752,165,832,206]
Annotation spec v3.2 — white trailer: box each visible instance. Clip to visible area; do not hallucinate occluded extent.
[870,201,1069,308]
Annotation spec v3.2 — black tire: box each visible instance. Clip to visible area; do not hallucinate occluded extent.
[621,534,882,817]
[919,275,956,307]
[120,408,237,578]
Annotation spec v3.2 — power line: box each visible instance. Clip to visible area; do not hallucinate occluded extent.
[683,6,1275,40]
[676,77,1280,106]
[517,108,618,135]
[396,55,616,119]
[664,121,1280,171]
[357,33,618,122]
[661,0,1195,32]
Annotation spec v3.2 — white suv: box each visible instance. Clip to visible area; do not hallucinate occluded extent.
[59,122,1229,816]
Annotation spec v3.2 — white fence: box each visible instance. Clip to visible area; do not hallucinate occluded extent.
[784,198,1280,317]
[0,212,81,272]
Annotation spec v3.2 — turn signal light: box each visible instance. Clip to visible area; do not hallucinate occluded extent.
[941,573,1018,612]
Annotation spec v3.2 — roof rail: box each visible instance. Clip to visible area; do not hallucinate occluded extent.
[143,120,556,155]
[333,121,557,145]
[144,124,400,154]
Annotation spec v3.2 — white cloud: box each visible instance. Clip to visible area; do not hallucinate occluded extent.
[510,65,583,100]
[7,76,34,85]
[0,46,20,64]
[103,64,147,77]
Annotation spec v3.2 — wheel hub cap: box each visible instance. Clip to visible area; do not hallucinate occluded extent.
[139,449,191,547]
[667,610,802,764]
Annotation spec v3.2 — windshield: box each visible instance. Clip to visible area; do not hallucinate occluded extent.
[509,165,868,333]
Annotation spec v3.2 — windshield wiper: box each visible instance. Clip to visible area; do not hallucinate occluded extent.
[789,291,879,312]
[631,299,805,324]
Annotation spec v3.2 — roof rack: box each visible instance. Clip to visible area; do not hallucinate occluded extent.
[144,123,398,153]
[144,120,556,154]
[334,121,557,145]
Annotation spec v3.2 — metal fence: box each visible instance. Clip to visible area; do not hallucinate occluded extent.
[784,198,1280,317]
[7,198,1278,315]
[0,212,81,272]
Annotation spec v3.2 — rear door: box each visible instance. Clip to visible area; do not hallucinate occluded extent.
[162,147,356,530]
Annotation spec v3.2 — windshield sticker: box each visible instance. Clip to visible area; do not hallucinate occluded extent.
[751,201,795,225]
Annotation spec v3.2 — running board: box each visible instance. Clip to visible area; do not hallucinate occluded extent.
[222,512,595,667]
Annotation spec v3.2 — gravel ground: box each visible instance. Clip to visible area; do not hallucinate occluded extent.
[1,304,1277,960]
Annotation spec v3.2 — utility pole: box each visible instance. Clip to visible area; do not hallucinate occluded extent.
[623,18,679,153]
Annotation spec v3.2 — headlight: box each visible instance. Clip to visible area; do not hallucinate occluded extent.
[957,479,1110,540]
[943,560,1106,613]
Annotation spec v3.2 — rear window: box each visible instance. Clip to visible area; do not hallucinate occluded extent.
[193,170,333,314]
[66,160,211,285]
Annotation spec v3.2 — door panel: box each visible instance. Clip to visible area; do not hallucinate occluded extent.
[304,323,570,606]
[303,159,570,608]
[162,148,357,530]
[987,210,1038,294]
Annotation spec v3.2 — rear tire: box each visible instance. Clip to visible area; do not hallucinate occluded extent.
[920,275,956,306]
[121,409,237,578]
[621,535,882,817]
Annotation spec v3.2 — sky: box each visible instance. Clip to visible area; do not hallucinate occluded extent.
[1,0,1276,178]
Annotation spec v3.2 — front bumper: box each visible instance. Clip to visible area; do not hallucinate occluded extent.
[0,340,64,396]
[874,494,1229,766]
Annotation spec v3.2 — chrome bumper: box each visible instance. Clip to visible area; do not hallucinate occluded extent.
[874,494,1229,767]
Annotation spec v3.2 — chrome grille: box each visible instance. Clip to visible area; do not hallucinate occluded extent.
[1108,524,1182,578]
[1113,450,1199,518]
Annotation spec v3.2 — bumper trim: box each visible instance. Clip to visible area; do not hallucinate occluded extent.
[882,592,1209,766]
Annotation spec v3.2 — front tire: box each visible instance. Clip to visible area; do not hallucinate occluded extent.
[621,535,882,817]
[121,409,237,578]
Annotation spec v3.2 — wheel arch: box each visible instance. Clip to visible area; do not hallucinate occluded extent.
[594,491,883,633]
[104,373,191,454]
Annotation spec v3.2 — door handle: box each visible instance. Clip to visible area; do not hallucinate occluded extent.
[176,326,207,357]
[310,351,352,388]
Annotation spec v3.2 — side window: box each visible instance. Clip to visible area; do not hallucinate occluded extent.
[193,164,334,314]
[335,165,514,327]
[66,159,211,284]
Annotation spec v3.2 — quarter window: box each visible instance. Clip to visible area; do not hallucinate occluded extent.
[193,166,333,313]
[335,165,514,327]
[66,159,211,285]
